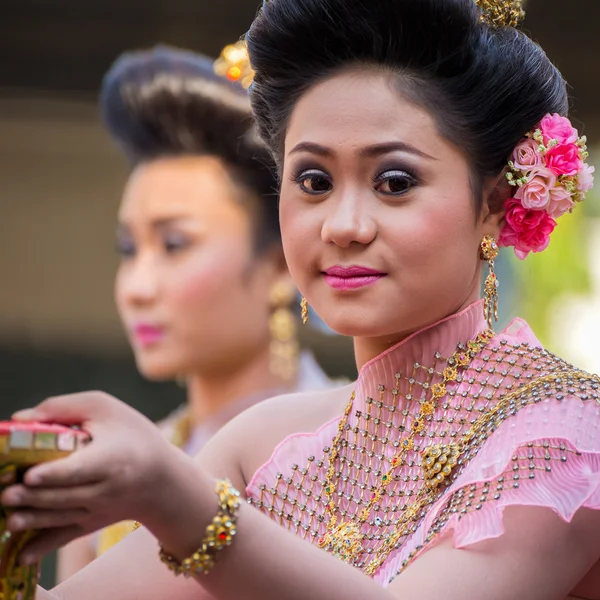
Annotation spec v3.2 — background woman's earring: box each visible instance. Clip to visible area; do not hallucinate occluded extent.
[268,282,300,382]
[300,296,309,325]
[480,235,500,331]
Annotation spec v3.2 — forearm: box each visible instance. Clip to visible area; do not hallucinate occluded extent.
[201,504,394,600]
[148,459,393,600]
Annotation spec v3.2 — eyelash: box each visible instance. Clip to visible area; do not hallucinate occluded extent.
[116,238,135,258]
[372,169,417,196]
[115,234,190,259]
[290,166,418,197]
[291,168,332,196]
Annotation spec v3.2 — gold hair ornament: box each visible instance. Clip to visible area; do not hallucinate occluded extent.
[257,0,525,29]
[474,0,526,28]
[213,41,255,89]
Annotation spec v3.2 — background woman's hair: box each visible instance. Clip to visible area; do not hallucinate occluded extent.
[100,45,279,251]
[246,0,568,203]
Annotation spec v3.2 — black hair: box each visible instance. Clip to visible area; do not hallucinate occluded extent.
[246,0,568,207]
[100,45,280,251]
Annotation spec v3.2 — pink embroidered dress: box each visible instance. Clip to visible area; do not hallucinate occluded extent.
[246,301,600,586]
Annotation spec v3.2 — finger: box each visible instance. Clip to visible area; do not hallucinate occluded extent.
[23,447,103,487]
[7,508,89,531]
[13,391,115,425]
[18,525,86,566]
[2,482,104,510]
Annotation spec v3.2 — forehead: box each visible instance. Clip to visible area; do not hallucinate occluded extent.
[118,155,246,222]
[284,70,447,158]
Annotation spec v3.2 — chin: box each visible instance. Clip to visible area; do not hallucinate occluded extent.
[318,307,391,338]
[134,354,180,382]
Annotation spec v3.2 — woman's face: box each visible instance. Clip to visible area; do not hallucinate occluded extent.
[280,70,501,344]
[115,156,280,380]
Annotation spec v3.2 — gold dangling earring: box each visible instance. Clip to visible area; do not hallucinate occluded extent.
[480,235,499,331]
[300,296,309,325]
[268,282,300,382]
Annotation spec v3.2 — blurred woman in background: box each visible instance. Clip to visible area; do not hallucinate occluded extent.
[57,44,336,580]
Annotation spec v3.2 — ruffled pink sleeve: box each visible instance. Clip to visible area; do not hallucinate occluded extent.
[377,323,600,585]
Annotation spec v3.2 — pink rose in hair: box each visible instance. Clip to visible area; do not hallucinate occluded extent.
[514,167,555,210]
[577,163,595,193]
[545,143,583,176]
[540,113,578,145]
[512,138,541,171]
[547,186,575,219]
[499,198,557,260]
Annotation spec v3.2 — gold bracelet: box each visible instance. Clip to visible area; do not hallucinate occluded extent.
[159,479,241,577]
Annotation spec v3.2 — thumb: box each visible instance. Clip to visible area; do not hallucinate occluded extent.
[13,392,111,426]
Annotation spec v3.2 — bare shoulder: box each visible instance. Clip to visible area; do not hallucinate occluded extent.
[195,382,354,491]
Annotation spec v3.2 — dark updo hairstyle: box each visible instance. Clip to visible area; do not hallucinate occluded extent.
[246,0,569,208]
[100,45,279,252]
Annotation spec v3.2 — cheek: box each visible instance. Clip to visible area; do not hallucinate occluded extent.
[114,266,128,316]
[399,187,477,258]
[168,243,248,312]
[385,192,479,296]
[279,190,312,281]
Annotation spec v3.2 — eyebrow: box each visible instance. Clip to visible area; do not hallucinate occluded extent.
[116,216,192,231]
[288,141,436,161]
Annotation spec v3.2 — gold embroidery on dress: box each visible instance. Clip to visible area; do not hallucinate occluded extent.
[248,338,600,578]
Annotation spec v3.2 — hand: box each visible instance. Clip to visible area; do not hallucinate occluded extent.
[0,392,182,564]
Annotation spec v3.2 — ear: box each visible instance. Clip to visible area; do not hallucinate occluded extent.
[260,244,296,299]
[481,171,510,237]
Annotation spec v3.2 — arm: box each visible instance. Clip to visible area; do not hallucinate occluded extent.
[56,535,96,583]
[51,424,600,600]
[50,470,600,600]
[4,394,598,600]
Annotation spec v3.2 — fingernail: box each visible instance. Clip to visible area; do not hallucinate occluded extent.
[5,487,24,505]
[26,472,41,485]
[10,515,27,530]
[12,409,36,421]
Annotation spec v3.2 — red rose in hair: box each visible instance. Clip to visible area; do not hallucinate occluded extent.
[544,143,583,176]
[498,198,557,260]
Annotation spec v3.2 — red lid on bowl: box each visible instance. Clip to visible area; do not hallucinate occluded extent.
[0,421,89,438]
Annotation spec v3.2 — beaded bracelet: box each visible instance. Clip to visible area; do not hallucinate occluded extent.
[159,478,241,577]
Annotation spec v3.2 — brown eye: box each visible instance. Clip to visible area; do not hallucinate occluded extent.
[163,232,190,254]
[116,236,135,258]
[374,170,416,196]
[296,169,333,195]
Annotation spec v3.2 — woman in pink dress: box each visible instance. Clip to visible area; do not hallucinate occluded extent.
[57,45,336,580]
[2,0,600,599]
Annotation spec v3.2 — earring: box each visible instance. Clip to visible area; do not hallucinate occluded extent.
[300,296,309,325]
[480,235,499,331]
[269,282,300,382]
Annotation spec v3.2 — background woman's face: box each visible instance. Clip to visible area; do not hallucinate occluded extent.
[280,70,497,343]
[115,156,278,380]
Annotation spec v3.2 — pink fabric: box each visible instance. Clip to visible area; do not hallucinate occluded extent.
[246,302,600,587]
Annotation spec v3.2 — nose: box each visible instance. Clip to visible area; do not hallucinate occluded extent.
[116,252,160,307]
[321,187,377,248]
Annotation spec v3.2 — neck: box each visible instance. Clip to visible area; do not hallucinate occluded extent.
[353,293,484,372]
[184,344,291,428]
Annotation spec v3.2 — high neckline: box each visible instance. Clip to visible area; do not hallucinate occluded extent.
[355,301,488,398]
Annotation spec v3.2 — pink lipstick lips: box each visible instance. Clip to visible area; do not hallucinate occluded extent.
[323,265,387,291]
[132,324,165,346]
